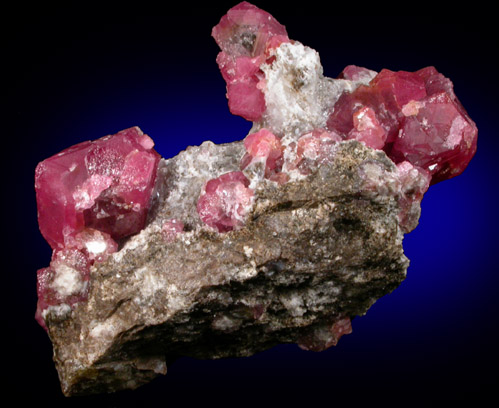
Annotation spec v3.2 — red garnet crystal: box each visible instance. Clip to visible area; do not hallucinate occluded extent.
[212,1,290,121]
[240,128,284,178]
[34,126,160,329]
[35,248,91,330]
[197,171,254,233]
[35,126,160,250]
[327,66,478,184]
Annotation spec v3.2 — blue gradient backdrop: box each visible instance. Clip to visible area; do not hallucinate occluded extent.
[4,8,497,406]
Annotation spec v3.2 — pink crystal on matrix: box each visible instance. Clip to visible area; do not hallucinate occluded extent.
[34,126,160,329]
[35,248,91,330]
[161,219,185,242]
[289,129,342,175]
[240,128,283,178]
[197,171,254,233]
[298,317,353,352]
[212,1,290,121]
[35,126,160,250]
[327,66,478,184]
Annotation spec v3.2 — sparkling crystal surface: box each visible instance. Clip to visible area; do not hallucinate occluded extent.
[35,126,160,249]
[326,67,477,184]
[196,171,254,232]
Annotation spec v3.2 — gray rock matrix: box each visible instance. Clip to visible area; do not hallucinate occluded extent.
[44,139,411,396]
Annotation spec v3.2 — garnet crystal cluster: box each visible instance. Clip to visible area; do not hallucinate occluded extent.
[34,2,477,396]
[35,127,160,329]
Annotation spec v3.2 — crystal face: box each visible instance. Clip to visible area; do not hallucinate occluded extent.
[196,171,254,232]
[35,126,160,249]
[240,128,284,180]
[212,1,290,121]
[326,66,478,184]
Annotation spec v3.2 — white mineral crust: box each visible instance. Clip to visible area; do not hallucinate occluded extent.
[259,41,376,137]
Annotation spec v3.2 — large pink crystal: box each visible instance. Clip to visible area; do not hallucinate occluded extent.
[197,171,254,233]
[35,126,160,250]
[35,126,160,329]
[391,91,478,184]
[327,66,478,184]
[212,1,290,121]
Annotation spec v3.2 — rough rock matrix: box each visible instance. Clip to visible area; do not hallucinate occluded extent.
[34,2,477,396]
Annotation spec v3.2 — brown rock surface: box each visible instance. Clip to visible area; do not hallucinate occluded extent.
[44,140,410,396]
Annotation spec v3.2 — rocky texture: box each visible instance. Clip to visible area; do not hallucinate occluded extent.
[35,2,477,397]
[45,140,409,396]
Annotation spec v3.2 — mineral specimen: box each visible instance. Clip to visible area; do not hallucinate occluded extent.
[34,2,477,396]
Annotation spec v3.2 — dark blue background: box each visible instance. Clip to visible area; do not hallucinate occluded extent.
[4,6,497,406]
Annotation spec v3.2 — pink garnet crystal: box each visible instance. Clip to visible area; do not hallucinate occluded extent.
[161,219,185,243]
[298,317,353,352]
[35,126,160,250]
[289,129,342,175]
[212,1,290,121]
[327,66,478,184]
[240,128,284,178]
[35,248,91,330]
[34,126,160,329]
[197,171,254,233]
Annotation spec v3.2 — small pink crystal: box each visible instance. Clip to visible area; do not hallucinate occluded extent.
[339,65,377,82]
[241,128,283,178]
[197,171,254,233]
[35,248,91,330]
[35,127,160,249]
[161,219,184,242]
[396,161,431,232]
[290,129,341,175]
[65,228,118,263]
[267,171,289,185]
[212,2,290,121]
[298,317,353,352]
